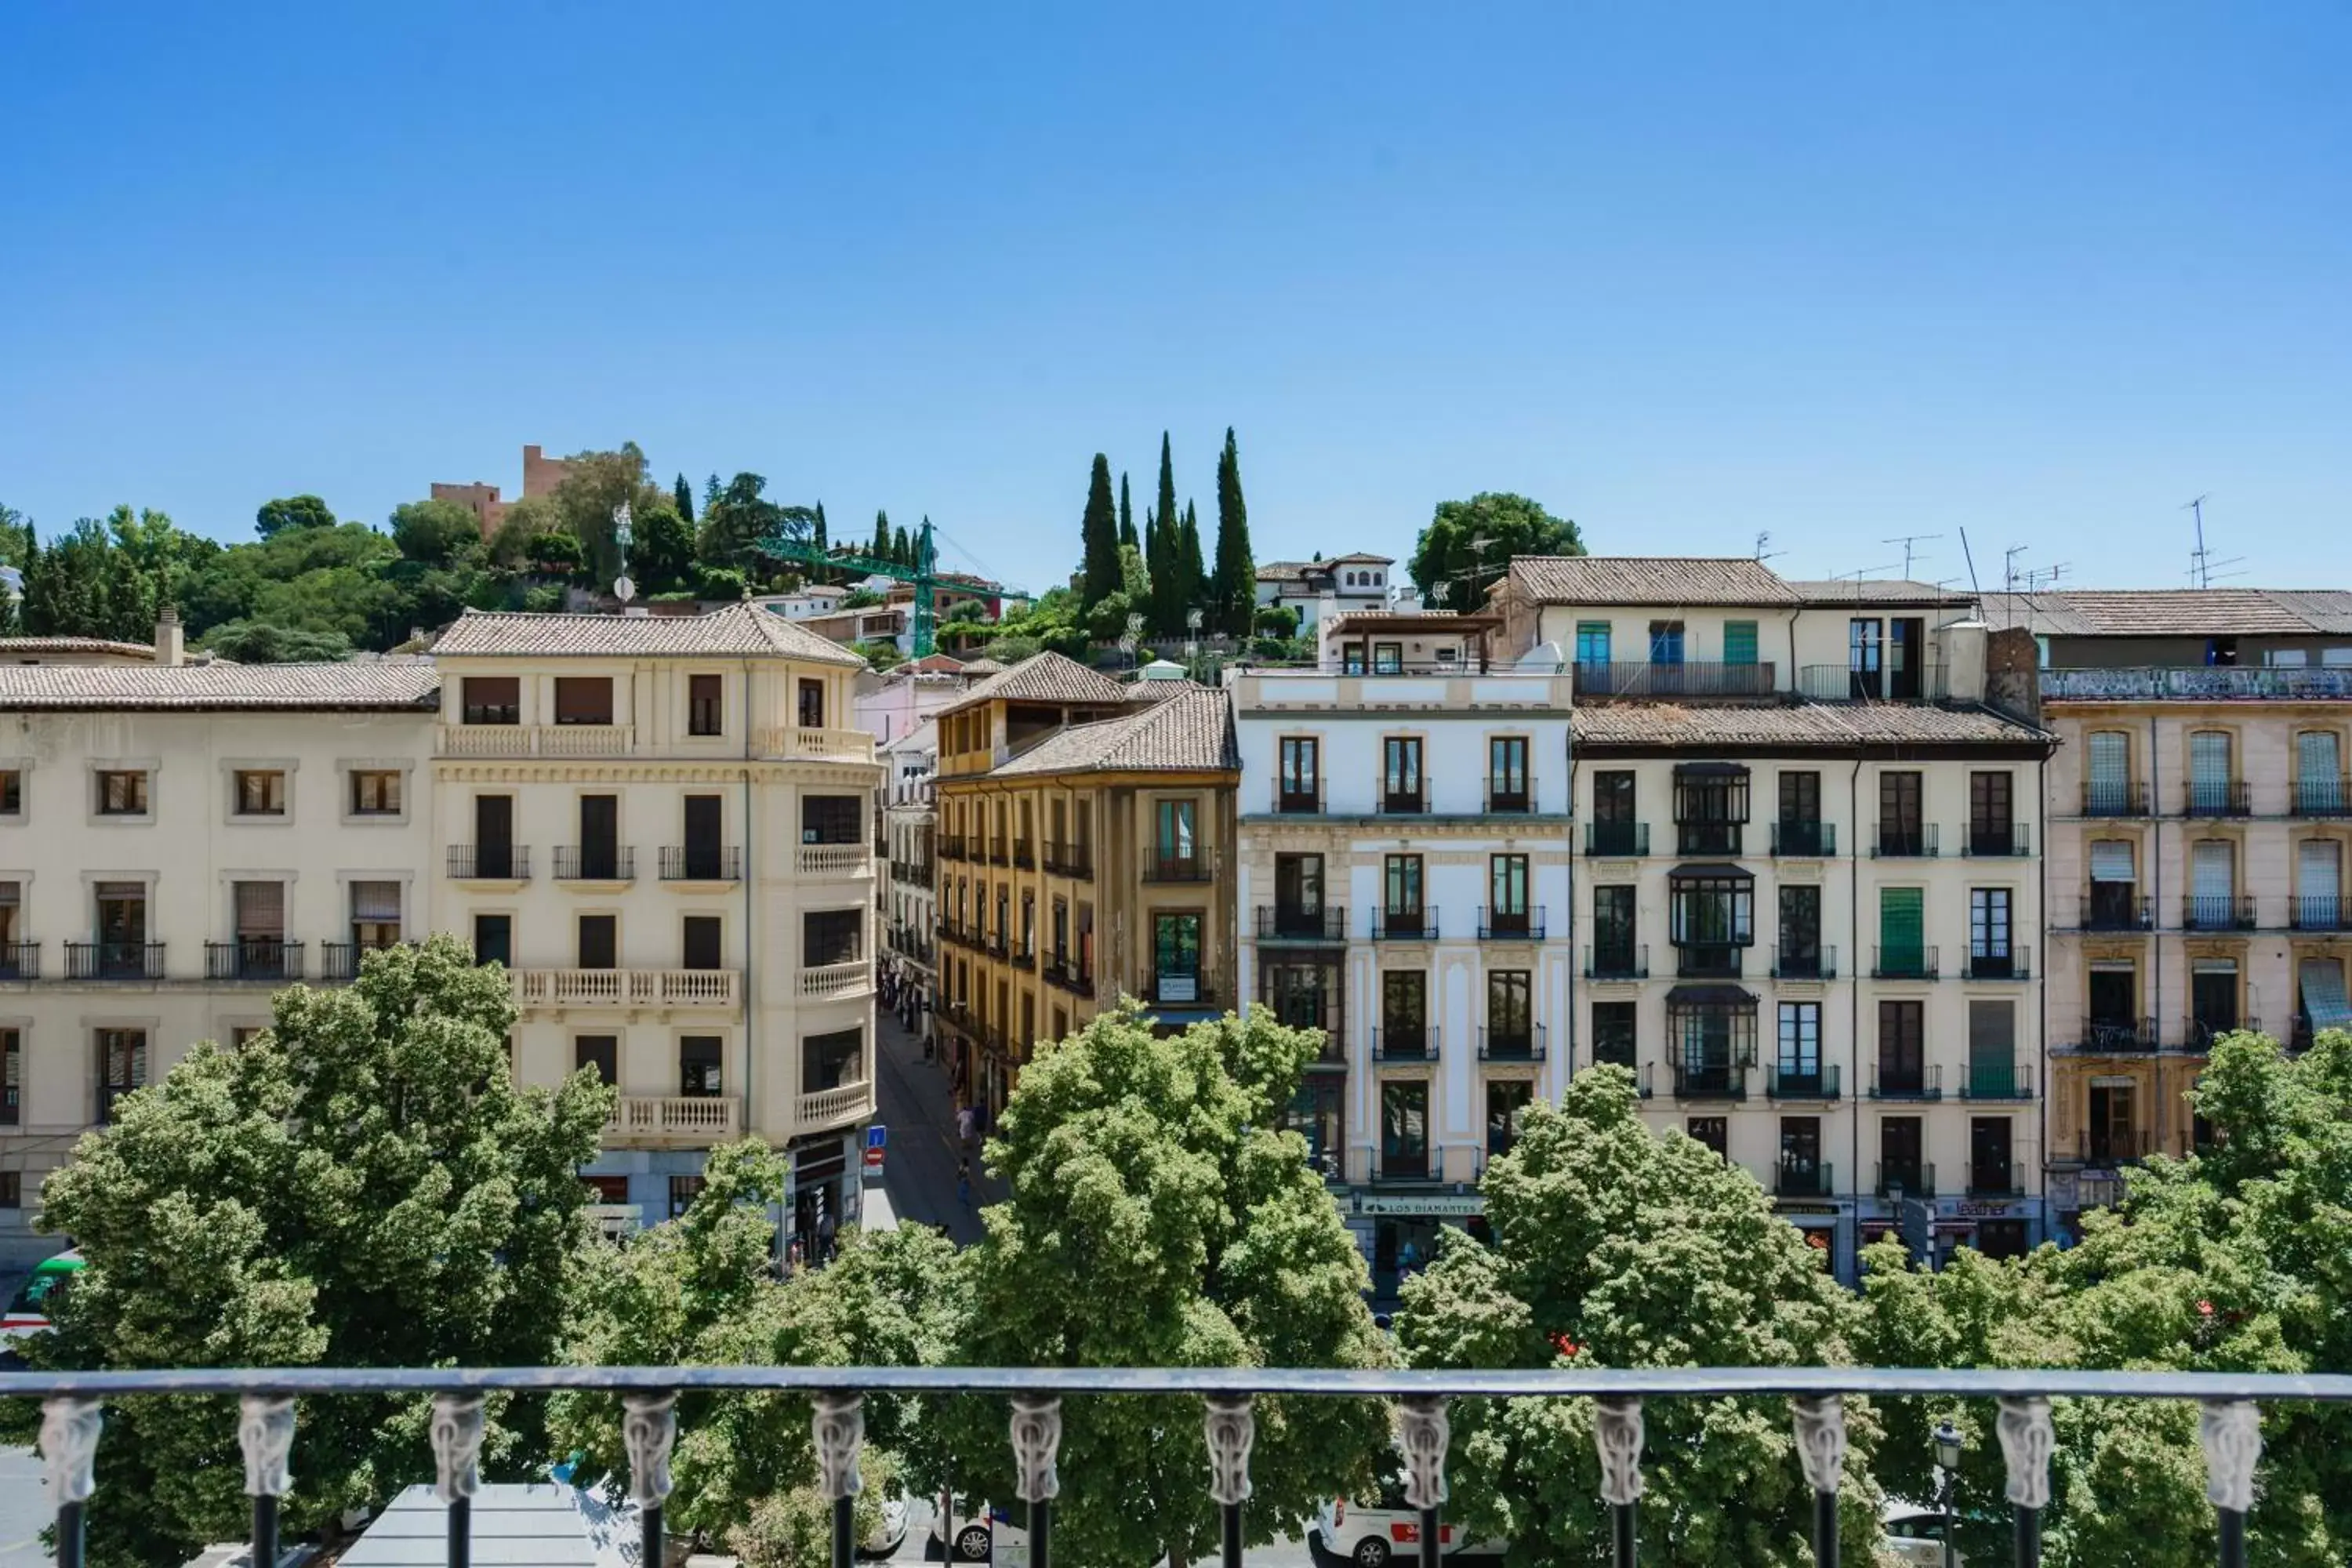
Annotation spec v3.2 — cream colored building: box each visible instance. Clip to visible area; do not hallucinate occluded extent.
[1980,589,2352,1235]
[1490,558,2056,1278]
[0,604,882,1264]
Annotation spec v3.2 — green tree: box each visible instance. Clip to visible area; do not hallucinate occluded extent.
[892,523,912,567]
[869,509,891,561]
[524,531,585,578]
[1154,433,1180,627]
[674,472,695,524]
[1119,471,1138,553]
[253,494,336,539]
[197,620,354,662]
[387,498,483,568]
[1078,454,1121,608]
[1407,493,1584,610]
[1210,427,1254,634]
[550,443,669,585]
[1395,1065,1881,1566]
[1857,1027,2352,1567]
[1144,506,1173,634]
[632,505,695,595]
[697,474,793,571]
[956,1004,1388,1568]
[20,938,611,1568]
[1177,500,1206,626]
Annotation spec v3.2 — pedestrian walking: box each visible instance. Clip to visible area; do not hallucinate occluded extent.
[956,1156,972,1208]
[816,1207,837,1265]
[956,1102,975,1145]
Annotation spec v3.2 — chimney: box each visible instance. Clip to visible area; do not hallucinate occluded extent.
[155,605,184,667]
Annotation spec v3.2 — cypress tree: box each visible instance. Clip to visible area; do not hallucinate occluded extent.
[1178,500,1206,630]
[1118,472,1138,553]
[1213,426,1254,635]
[893,523,912,567]
[1154,434,1178,579]
[1143,506,1170,635]
[673,473,695,524]
[871,509,892,561]
[1079,454,1122,607]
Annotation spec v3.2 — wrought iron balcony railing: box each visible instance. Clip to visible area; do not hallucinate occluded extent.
[554,846,636,881]
[2182,895,2257,932]
[2292,775,2351,817]
[1770,944,1837,980]
[1875,1160,1935,1198]
[1478,1023,1546,1062]
[1868,1063,1943,1101]
[1584,943,1648,981]
[1775,1160,1834,1198]
[1042,842,1093,880]
[1798,662,1949,702]
[1770,819,1835,857]
[2184,1015,2261,1052]
[0,940,38,981]
[1272,781,1326,815]
[1476,906,1546,941]
[659,845,742,881]
[2183,779,2252,818]
[1766,1063,1841,1100]
[1144,855,1213,884]
[205,939,304,982]
[1870,821,1939,858]
[64,941,165,982]
[2074,1016,2159,1054]
[2076,888,2153,931]
[1674,942,1744,979]
[1671,1062,1747,1102]
[1370,906,1439,941]
[1871,945,1939,980]
[2081,780,2151,817]
[1574,659,1779,699]
[446,845,530,881]
[1964,821,2031,857]
[1372,1025,1439,1062]
[2290,896,2352,932]
[1254,906,1348,943]
[1964,946,2031,981]
[1583,821,1650,857]
[2076,1128,2154,1169]
[1962,1058,2035,1101]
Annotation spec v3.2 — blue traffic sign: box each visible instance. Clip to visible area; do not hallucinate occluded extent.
[866,1123,888,1150]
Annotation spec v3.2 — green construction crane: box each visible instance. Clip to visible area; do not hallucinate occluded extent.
[758,515,956,655]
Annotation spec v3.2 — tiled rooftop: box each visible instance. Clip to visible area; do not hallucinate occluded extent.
[941,652,1132,714]
[991,688,1239,778]
[0,662,441,711]
[431,602,864,665]
[1507,556,1801,606]
[1783,579,1976,608]
[1976,588,2352,639]
[1571,699,2051,749]
[0,637,159,659]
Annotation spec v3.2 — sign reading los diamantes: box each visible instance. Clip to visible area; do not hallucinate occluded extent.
[1351,1192,1486,1218]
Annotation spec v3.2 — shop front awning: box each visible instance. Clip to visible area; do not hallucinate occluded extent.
[1669,862,1753,881]
[1665,983,1756,1008]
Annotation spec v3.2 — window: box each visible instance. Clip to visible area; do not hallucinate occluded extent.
[1278,737,1319,810]
[1970,889,2014,975]
[1849,617,1883,695]
[1488,736,1530,811]
[804,909,862,967]
[1487,1080,1534,1160]
[1372,642,1403,674]
[1969,1000,2019,1097]
[2085,730,2132,814]
[1590,769,1640,855]
[233,769,285,816]
[1488,855,1529,931]
[462,677,520,725]
[1592,1001,1636,1067]
[1668,993,1755,1092]
[1777,885,1821,976]
[97,1028,147,1123]
[2299,839,2343,930]
[1878,771,1924,855]
[1669,869,1753,967]
[1286,1076,1344,1179]
[1152,913,1203,1001]
[1723,620,1759,666]
[2088,960,2139,1035]
[2190,960,2241,1045]
[1879,1117,1924,1195]
[799,679,827,728]
[96,770,147,815]
[350,769,402,815]
[576,914,617,970]
[1381,971,1427,1055]
[1341,641,1366,675]
[1877,1001,1925,1094]
[1382,855,1425,935]
[2296,731,2344,814]
[1878,887,1925,973]
[1154,799,1197,871]
[2299,956,2351,1040]
[1380,1080,1428,1179]
[801,1025,863,1091]
[575,1035,619,1087]
[1779,1116,1823,1189]
[1487,970,1532,1055]
[1971,1117,2015,1196]
[1592,885,1637,971]
[1575,622,1612,666]
[2189,730,2234,814]
[1647,620,1685,665]
[350,880,401,949]
[1272,853,1324,934]
[680,1036,723,1096]
[582,1175,631,1205]
[2088,839,2139,927]
[473,914,513,968]
[95,882,147,975]
[554,677,614,726]
[802,794,862,844]
[0,769,20,815]
[1673,764,1749,855]
[0,1028,17,1126]
[1381,737,1423,811]
[688,673,724,736]
[1686,1116,1728,1158]
[1969,771,2013,855]
[668,1176,706,1218]
[1777,1003,1821,1078]
[1780,771,1821,827]
[2189,839,2237,927]
[682,915,723,971]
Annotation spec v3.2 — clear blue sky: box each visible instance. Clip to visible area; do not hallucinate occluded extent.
[3,2,2347,594]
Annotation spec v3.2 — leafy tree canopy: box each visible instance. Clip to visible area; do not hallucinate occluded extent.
[387,498,483,568]
[254,494,336,538]
[16,938,612,1568]
[197,619,355,663]
[1406,492,1584,610]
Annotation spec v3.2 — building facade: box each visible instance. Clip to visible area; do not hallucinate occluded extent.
[0,603,884,1264]
[880,721,938,1031]
[932,655,1239,1123]
[1979,589,2352,1236]
[1490,558,2056,1278]
[1232,611,1575,1296]
[430,443,579,539]
[1254,554,1400,631]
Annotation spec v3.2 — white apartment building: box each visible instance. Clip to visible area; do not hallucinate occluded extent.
[0,604,883,1264]
[1492,558,2056,1279]
[880,720,937,1028]
[1230,610,1574,1298]
[1254,554,1399,632]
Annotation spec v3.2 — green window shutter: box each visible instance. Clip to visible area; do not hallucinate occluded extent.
[1724,621,1759,666]
[1878,887,1924,960]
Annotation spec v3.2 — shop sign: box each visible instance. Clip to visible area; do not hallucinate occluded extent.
[1353,1192,1486,1218]
[1955,1201,2013,1218]
[1158,975,1199,1004]
[1777,1203,1839,1217]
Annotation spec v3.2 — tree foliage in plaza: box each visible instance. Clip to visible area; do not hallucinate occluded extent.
[16,937,612,1568]
[1857,1026,2352,1568]
[555,1151,967,1544]
[1210,426,1254,635]
[1078,453,1123,609]
[1406,492,1584,610]
[954,1003,1389,1568]
[1394,1065,1882,1567]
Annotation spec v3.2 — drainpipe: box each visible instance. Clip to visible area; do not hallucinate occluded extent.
[742,659,764,1244]
[1847,755,1864,1262]
[2149,710,2162,1169]
[2036,738,2052,1232]
[1566,742,1581,1076]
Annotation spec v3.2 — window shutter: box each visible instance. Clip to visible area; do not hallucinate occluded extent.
[2299,731,2339,782]
[234,881,285,936]
[2299,959,2352,1030]
[2190,841,2234,900]
[2087,731,2128,786]
[1723,621,1759,665]
[1878,887,1924,953]
[2190,731,2231,787]
[2299,839,2341,901]
[350,880,403,921]
[1969,1000,2015,1060]
[2089,840,2136,883]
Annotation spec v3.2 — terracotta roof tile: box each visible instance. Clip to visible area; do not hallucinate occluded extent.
[0,662,441,711]
[1782,579,1976,608]
[1255,561,1313,583]
[991,688,1238,777]
[1508,556,1799,606]
[942,652,1131,714]
[1572,700,2049,749]
[431,602,864,665]
[0,637,158,659]
[1976,589,2352,638]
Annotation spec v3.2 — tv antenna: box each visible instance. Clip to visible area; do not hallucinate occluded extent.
[2002,545,2033,593]
[1753,531,1785,564]
[2024,562,2070,593]
[1834,563,1901,599]
[1882,533,1943,579]
[1443,534,1500,608]
[2183,495,2244,588]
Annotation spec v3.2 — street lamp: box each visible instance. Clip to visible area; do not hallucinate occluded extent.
[1932,1420,1964,1568]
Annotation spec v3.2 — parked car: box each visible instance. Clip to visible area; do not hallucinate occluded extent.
[1,1250,82,1347]
[1315,1465,1504,1566]
[858,1490,909,1559]
[1882,1503,1963,1565]
[931,1499,1029,1564]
